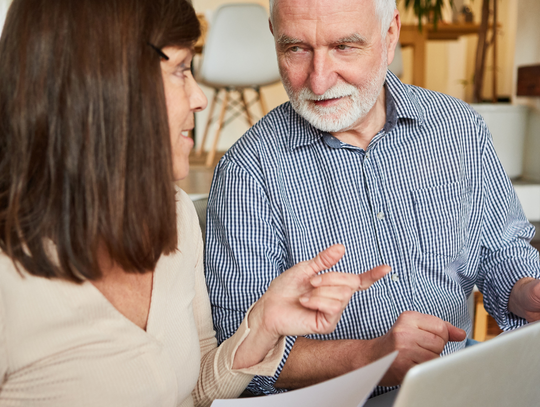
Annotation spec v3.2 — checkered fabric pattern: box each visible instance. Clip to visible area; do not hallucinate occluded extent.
[205,71,540,396]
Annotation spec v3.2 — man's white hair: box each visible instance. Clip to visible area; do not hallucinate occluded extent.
[269,0,396,37]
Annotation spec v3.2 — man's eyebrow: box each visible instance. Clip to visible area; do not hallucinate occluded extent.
[335,33,367,44]
[276,34,303,45]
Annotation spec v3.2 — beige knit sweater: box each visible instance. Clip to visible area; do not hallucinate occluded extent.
[0,189,285,407]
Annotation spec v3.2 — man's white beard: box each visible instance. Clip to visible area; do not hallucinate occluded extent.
[283,54,388,133]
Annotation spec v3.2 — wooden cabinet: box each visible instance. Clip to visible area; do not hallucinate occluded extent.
[517,65,540,97]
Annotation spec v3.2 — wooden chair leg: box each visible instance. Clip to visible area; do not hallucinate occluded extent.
[240,89,253,127]
[196,88,219,157]
[206,90,229,168]
[257,88,268,116]
[473,292,488,342]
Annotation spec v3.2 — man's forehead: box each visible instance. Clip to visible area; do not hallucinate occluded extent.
[276,32,368,46]
[274,0,374,20]
[273,0,378,44]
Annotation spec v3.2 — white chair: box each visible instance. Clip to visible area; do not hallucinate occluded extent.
[196,3,281,167]
[190,195,208,244]
[0,0,12,35]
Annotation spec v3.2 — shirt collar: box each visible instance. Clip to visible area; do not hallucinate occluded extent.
[382,83,398,133]
[384,70,424,125]
[287,70,424,151]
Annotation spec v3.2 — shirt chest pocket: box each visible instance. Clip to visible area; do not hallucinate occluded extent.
[411,181,469,259]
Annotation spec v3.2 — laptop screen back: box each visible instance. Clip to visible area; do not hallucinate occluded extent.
[392,321,540,407]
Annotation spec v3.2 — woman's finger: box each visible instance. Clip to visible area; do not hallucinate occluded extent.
[310,272,359,290]
[311,265,391,291]
[304,244,346,277]
[301,285,354,305]
[299,294,347,318]
[357,265,391,290]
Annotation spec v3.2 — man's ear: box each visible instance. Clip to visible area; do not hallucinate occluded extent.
[385,9,401,66]
[269,18,274,36]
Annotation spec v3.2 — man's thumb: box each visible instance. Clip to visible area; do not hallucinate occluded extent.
[446,322,467,342]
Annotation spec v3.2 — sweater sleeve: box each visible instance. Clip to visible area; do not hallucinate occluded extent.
[0,285,7,386]
[188,198,286,407]
[205,157,297,395]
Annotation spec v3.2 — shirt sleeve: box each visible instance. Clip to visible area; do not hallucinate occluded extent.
[475,116,540,330]
[191,212,286,407]
[205,156,297,395]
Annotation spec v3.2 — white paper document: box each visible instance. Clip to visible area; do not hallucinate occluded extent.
[211,351,397,407]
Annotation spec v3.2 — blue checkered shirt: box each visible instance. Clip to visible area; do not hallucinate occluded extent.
[205,71,540,396]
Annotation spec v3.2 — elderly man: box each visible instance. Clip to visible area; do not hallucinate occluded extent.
[205,0,540,396]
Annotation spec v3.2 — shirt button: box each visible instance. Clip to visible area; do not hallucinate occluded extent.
[377,211,385,220]
[366,151,370,159]
[391,273,399,282]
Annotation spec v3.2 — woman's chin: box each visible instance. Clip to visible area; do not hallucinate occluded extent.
[174,165,190,181]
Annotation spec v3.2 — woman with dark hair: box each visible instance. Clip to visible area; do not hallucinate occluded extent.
[0,0,389,405]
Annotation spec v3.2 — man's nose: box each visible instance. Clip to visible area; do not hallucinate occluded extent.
[308,50,338,95]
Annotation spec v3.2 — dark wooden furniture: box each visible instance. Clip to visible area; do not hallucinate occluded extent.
[517,64,540,97]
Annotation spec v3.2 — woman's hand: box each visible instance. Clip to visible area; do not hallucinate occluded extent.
[233,244,391,369]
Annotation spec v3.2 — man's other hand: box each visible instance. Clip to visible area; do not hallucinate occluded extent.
[508,277,540,322]
[368,311,466,386]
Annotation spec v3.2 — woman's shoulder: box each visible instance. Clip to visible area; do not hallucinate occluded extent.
[0,252,29,290]
[174,186,204,250]
[0,252,89,360]
[174,186,198,227]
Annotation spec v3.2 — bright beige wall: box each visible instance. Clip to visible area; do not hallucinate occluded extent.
[470,0,517,101]
[0,0,12,33]
[513,0,540,182]
[398,0,517,102]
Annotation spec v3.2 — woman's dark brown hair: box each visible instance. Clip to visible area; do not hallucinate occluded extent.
[0,0,200,281]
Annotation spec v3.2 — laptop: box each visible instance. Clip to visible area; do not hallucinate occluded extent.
[365,320,540,407]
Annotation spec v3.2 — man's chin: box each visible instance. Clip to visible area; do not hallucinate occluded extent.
[303,116,356,133]
[290,96,363,132]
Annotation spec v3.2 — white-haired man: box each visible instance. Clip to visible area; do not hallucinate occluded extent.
[205,0,540,396]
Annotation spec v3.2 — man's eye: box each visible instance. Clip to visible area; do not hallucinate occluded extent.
[290,46,301,52]
[337,44,350,50]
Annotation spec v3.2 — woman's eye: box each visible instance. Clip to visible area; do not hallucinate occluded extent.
[175,65,191,81]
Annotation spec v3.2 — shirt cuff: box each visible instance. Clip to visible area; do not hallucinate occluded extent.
[482,256,540,330]
[248,334,297,395]
[221,303,287,377]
